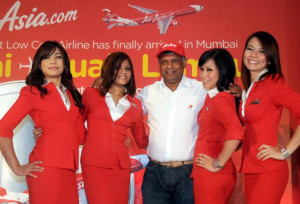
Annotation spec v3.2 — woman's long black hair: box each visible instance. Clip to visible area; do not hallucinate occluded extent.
[25,41,84,112]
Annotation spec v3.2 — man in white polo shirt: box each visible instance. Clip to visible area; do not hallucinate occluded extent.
[138,42,206,204]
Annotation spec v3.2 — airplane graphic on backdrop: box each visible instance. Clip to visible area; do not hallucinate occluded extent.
[102,4,204,35]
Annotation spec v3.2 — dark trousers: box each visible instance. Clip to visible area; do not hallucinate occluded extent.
[142,161,194,204]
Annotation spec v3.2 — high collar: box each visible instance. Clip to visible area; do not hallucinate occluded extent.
[207,87,219,98]
[251,69,268,83]
[43,81,66,90]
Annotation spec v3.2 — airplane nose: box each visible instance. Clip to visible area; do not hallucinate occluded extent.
[190,5,204,12]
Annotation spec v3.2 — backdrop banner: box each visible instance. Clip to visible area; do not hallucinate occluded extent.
[1,0,299,203]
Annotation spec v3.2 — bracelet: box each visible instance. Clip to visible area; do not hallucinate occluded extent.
[280,148,291,160]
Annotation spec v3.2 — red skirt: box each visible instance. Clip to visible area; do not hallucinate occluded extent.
[82,164,131,204]
[193,172,236,204]
[26,166,78,204]
[245,166,289,204]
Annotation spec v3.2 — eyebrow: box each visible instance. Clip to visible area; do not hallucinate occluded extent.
[247,44,263,49]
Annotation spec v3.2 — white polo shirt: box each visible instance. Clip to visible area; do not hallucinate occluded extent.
[137,75,206,162]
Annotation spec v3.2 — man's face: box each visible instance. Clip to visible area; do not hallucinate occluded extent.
[159,53,186,89]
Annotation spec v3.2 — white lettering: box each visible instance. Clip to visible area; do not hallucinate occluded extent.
[0,1,78,32]
[196,40,238,49]
[0,1,20,31]
[6,41,29,49]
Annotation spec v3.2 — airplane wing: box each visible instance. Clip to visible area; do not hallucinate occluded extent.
[107,23,118,29]
[128,4,158,14]
[158,16,174,35]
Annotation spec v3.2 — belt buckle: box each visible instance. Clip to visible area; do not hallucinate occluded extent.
[168,161,181,168]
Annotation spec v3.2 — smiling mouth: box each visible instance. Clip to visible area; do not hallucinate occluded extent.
[117,76,127,79]
[48,67,59,70]
[202,80,210,84]
[165,70,176,75]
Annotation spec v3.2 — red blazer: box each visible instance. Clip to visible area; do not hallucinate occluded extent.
[191,92,243,178]
[0,83,86,170]
[81,87,148,169]
[239,75,300,173]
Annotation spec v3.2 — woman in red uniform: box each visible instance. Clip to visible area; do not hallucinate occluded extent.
[191,49,243,204]
[240,31,300,204]
[0,41,86,203]
[81,52,148,204]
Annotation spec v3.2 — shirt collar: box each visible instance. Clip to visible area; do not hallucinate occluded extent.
[252,69,268,83]
[207,87,219,98]
[106,92,128,101]
[60,84,67,91]
[160,75,192,91]
[42,81,67,91]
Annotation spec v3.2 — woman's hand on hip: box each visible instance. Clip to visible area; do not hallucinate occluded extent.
[13,161,44,178]
[194,153,220,173]
[257,145,285,161]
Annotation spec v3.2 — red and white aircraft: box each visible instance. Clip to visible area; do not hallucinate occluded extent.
[102,4,203,35]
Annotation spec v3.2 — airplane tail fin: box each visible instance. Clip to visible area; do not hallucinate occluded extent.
[102,9,119,22]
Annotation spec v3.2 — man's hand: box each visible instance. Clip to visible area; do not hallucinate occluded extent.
[92,77,102,89]
[33,127,43,140]
[125,137,131,147]
[228,83,242,98]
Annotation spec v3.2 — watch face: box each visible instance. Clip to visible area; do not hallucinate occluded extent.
[214,160,218,167]
[214,160,223,169]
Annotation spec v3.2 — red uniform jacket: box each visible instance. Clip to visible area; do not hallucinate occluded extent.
[81,87,148,169]
[0,83,86,170]
[239,75,300,173]
[191,92,243,178]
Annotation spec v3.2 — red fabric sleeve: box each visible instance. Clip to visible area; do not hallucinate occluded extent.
[76,113,86,145]
[81,87,90,121]
[213,93,243,141]
[0,87,34,138]
[130,98,148,148]
[270,76,300,125]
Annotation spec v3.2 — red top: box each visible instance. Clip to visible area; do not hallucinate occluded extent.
[191,92,243,177]
[81,87,148,169]
[0,83,86,170]
[239,75,300,173]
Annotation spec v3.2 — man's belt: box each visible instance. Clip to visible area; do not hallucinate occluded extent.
[151,159,193,168]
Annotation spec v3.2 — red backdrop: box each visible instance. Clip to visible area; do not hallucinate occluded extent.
[1,0,299,203]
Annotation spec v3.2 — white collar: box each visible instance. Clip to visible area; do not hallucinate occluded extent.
[160,75,192,91]
[207,87,219,98]
[43,81,67,91]
[252,69,268,83]
[105,92,128,101]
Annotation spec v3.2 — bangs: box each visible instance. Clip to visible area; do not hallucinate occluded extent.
[40,44,58,60]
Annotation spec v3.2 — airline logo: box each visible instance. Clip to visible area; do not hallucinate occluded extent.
[162,43,177,49]
[102,4,204,35]
[0,1,78,32]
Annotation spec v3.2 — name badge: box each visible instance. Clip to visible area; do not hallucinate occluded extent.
[250,98,261,104]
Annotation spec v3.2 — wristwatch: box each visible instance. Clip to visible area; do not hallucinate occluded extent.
[280,148,291,160]
[213,159,224,169]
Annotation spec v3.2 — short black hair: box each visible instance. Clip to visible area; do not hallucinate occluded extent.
[198,48,236,91]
